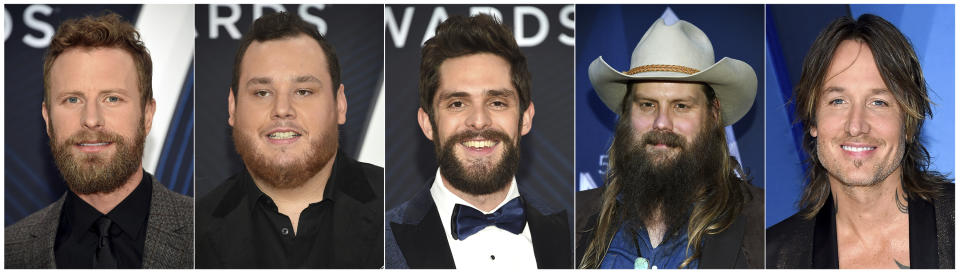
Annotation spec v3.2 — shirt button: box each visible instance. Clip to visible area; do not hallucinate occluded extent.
[281,227,290,235]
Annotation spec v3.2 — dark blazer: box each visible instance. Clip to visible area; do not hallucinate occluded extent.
[574,184,765,269]
[385,180,573,269]
[196,153,384,268]
[767,184,955,269]
[4,175,194,269]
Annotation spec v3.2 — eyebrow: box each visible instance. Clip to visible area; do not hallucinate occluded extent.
[486,89,515,98]
[246,77,272,87]
[58,89,129,97]
[437,91,470,102]
[294,75,322,84]
[437,89,516,102]
[245,75,323,87]
[822,86,890,95]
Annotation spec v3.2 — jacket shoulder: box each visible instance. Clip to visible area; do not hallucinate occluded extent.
[152,181,193,216]
[5,199,61,243]
[766,210,815,268]
[5,196,63,268]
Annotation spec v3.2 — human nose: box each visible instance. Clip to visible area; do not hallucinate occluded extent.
[271,92,296,119]
[466,106,492,130]
[652,105,673,131]
[82,101,104,130]
[845,102,870,136]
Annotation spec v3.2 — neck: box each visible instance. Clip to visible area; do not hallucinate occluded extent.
[76,168,144,214]
[441,174,511,213]
[250,152,337,234]
[830,168,908,228]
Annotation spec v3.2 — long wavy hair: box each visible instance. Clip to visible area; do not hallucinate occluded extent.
[792,14,950,219]
[579,84,752,268]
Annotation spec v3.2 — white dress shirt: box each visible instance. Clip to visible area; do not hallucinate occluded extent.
[429,169,538,269]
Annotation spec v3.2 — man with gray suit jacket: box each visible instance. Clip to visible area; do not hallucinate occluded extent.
[4,12,193,268]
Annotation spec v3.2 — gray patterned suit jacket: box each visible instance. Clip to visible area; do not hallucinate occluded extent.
[4,175,194,268]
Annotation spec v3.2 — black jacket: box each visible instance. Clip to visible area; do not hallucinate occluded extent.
[767,184,954,269]
[195,152,384,268]
[575,184,765,268]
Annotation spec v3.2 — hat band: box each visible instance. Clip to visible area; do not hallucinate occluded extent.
[624,64,700,75]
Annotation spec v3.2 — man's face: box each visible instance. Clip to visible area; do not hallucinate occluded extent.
[615,82,722,236]
[627,82,715,166]
[811,39,905,187]
[229,34,347,188]
[417,53,534,195]
[42,47,155,194]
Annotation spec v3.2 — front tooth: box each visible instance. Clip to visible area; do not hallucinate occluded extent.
[464,140,496,148]
[269,131,297,139]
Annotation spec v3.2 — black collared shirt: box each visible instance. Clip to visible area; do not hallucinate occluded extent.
[234,161,338,268]
[54,170,153,268]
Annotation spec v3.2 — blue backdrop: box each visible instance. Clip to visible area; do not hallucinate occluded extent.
[765,4,955,228]
[575,4,765,192]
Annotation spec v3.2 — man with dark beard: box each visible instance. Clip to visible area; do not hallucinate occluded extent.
[195,12,384,268]
[384,14,572,269]
[5,13,193,268]
[576,15,764,269]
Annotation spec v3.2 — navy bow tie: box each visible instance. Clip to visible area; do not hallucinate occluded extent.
[451,197,526,240]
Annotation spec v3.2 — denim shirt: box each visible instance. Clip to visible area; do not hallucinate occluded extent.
[599,223,698,269]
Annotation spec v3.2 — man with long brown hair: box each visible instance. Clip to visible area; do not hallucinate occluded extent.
[766,14,954,269]
[576,14,763,269]
[4,12,192,268]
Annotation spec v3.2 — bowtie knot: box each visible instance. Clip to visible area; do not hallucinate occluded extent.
[451,197,526,240]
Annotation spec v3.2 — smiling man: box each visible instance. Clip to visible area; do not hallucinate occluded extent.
[4,13,193,269]
[195,12,383,268]
[766,14,955,269]
[384,14,571,269]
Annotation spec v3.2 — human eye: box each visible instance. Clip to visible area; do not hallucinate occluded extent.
[64,96,80,104]
[827,98,846,105]
[490,100,509,109]
[105,96,121,103]
[638,101,656,111]
[869,99,889,107]
[445,100,468,111]
[295,89,313,96]
[254,90,270,97]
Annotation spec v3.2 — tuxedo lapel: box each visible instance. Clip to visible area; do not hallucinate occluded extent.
[525,198,573,269]
[390,188,456,268]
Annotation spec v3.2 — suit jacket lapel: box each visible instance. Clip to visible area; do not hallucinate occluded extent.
[27,194,65,268]
[699,210,747,268]
[142,181,192,268]
[390,188,456,268]
[525,197,573,269]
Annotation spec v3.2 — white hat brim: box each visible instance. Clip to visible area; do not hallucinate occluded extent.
[588,56,758,126]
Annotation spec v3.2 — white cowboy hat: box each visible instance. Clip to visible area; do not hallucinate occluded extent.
[588,18,757,126]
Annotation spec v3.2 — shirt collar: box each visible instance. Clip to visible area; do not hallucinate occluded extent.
[64,169,153,238]
[429,168,520,239]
